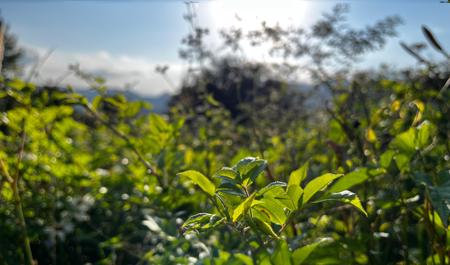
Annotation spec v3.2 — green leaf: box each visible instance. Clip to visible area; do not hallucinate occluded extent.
[253,218,279,239]
[315,190,368,216]
[254,198,288,225]
[217,187,246,197]
[233,157,267,181]
[428,185,450,228]
[255,250,273,265]
[92,95,102,110]
[252,206,272,223]
[286,163,307,209]
[262,186,296,211]
[272,240,292,265]
[182,213,224,233]
[328,167,384,194]
[394,153,411,172]
[216,173,246,197]
[177,170,215,196]
[234,157,258,172]
[150,114,171,132]
[217,177,240,188]
[233,193,256,222]
[257,181,287,196]
[217,178,246,196]
[416,120,433,148]
[7,79,26,90]
[216,174,242,193]
[287,186,303,210]
[302,173,342,205]
[206,94,221,107]
[380,150,396,169]
[390,128,416,155]
[366,127,377,143]
[327,168,369,194]
[214,167,240,180]
[414,172,450,227]
[389,121,434,157]
[234,253,253,265]
[288,162,309,188]
[215,168,243,196]
[292,238,332,265]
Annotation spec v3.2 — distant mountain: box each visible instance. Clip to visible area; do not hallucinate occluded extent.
[74,81,327,114]
[289,81,332,107]
[76,89,170,113]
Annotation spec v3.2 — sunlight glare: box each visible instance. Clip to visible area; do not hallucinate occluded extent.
[207,0,314,30]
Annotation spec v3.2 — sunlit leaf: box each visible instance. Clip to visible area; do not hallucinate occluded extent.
[272,240,292,265]
[252,206,272,223]
[328,167,384,194]
[182,213,224,233]
[390,128,416,155]
[257,181,287,197]
[292,238,333,265]
[380,150,396,169]
[262,186,296,211]
[233,157,267,182]
[416,120,433,148]
[315,190,368,216]
[214,167,240,180]
[411,100,425,125]
[254,198,288,225]
[286,162,308,209]
[366,128,377,143]
[302,173,342,204]
[177,170,215,196]
[233,193,256,222]
[234,253,253,265]
[253,218,279,239]
[288,162,309,188]
[287,186,303,210]
[217,187,246,197]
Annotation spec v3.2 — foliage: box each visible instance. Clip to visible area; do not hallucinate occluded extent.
[0,4,449,265]
[180,157,366,238]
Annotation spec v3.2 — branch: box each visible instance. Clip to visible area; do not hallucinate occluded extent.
[0,158,13,183]
[82,102,164,186]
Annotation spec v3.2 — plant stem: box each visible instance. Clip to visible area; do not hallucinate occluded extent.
[0,158,34,265]
[82,102,164,187]
[12,180,34,265]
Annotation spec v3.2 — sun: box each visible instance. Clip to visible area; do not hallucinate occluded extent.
[205,0,314,31]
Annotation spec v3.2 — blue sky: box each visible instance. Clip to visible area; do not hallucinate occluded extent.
[0,0,449,95]
[1,1,186,59]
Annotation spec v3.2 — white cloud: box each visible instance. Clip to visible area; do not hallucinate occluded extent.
[14,2,324,97]
[22,44,186,96]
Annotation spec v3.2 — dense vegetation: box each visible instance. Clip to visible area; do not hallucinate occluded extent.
[0,5,449,265]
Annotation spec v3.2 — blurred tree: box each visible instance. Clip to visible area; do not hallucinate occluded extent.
[170,4,402,123]
[0,18,24,77]
[170,57,306,122]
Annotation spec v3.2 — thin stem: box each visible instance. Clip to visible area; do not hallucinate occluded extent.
[251,126,275,182]
[0,117,34,265]
[0,158,13,183]
[82,102,164,187]
[215,195,231,222]
[0,157,34,265]
[393,173,410,265]
[424,196,437,265]
[210,197,227,220]
[12,180,34,265]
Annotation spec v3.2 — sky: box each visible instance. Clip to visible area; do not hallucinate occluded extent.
[0,0,449,96]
